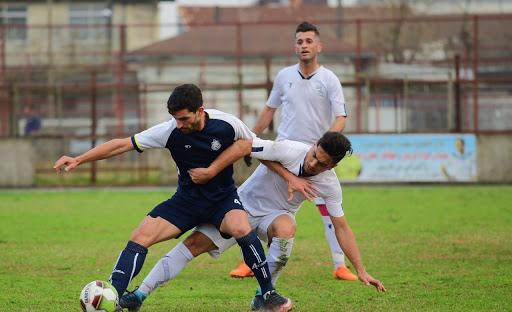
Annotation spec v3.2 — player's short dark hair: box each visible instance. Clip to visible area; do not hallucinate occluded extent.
[317,131,353,164]
[167,84,203,114]
[296,21,320,37]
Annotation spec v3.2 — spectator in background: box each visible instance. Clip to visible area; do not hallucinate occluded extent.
[24,106,41,136]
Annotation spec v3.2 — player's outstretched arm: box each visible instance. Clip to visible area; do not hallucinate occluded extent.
[188,139,253,184]
[330,215,386,292]
[53,138,134,173]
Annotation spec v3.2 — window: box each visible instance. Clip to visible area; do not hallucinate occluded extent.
[69,4,111,42]
[0,5,27,41]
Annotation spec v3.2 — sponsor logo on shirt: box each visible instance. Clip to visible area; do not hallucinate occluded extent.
[211,139,221,151]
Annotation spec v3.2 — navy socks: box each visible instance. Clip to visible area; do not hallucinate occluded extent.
[110,241,148,296]
[236,231,273,296]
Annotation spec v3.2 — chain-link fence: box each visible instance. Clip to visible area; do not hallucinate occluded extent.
[2,14,511,185]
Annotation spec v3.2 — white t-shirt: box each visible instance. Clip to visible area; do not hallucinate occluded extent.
[239,139,344,218]
[267,64,347,145]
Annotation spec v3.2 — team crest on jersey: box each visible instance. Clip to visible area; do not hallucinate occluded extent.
[211,139,221,151]
[315,81,326,97]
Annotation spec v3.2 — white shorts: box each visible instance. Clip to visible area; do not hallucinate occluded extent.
[313,197,325,205]
[193,210,296,259]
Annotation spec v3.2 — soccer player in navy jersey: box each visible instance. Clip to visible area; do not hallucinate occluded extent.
[53,84,291,311]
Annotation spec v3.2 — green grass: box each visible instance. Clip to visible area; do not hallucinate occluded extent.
[35,162,162,186]
[0,186,511,311]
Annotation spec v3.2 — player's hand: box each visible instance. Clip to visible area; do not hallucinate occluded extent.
[358,272,386,292]
[188,167,214,184]
[286,175,318,202]
[53,156,79,173]
[243,155,252,167]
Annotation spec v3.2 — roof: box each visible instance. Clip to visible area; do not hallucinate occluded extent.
[179,5,405,25]
[129,5,404,58]
[130,24,358,57]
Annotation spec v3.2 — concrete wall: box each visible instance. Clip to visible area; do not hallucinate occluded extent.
[2,133,511,187]
[153,132,512,185]
[0,139,36,187]
[477,134,512,183]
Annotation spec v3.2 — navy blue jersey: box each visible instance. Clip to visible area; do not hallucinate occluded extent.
[131,109,254,204]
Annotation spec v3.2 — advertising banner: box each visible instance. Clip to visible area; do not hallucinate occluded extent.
[336,134,477,182]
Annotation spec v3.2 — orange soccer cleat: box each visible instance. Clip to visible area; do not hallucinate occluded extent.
[334,265,359,281]
[229,262,255,278]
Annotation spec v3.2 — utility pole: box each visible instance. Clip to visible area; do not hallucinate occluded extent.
[337,0,343,39]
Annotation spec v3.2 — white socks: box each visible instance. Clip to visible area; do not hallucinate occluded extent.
[138,242,194,295]
[266,237,294,286]
[321,215,345,269]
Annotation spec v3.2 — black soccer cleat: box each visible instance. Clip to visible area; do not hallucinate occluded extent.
[251,292,269,311]
[119,288,143,312]
[264,290,292,311]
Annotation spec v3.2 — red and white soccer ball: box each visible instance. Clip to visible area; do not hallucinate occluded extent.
[79,280,119,312]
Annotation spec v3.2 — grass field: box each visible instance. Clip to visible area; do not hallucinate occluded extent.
[1,186,511,312]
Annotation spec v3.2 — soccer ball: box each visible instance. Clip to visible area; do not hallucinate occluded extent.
[79,280,119,312]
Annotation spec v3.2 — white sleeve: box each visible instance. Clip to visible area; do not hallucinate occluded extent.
[209,110,256,141]
[266,71,283,109]
[250,139,293,163]
[327,73,347,117]
[324,182,344,217]
[132,120,176,152]
[231,117,256,141]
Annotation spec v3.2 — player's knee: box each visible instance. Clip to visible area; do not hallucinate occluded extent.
[229,226,251,239]
[274,225,295,238]
[269,217,296,238]
[129,227,154,248]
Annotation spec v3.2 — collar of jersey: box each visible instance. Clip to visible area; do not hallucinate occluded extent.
[297,70,317,80]
[298,162,314,178]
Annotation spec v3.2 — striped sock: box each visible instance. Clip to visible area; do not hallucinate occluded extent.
[109,240,148,296]
[236,231,273,296]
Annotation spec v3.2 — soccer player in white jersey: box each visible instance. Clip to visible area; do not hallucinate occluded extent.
[119,132,386,311]
[231,20,355,281]
[53,84,291,311]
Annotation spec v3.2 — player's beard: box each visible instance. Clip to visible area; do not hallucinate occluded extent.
[181,114,202,134]
[299,50,317,64]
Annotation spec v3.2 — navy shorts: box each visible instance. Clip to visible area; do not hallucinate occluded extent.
[148,191,244,238]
